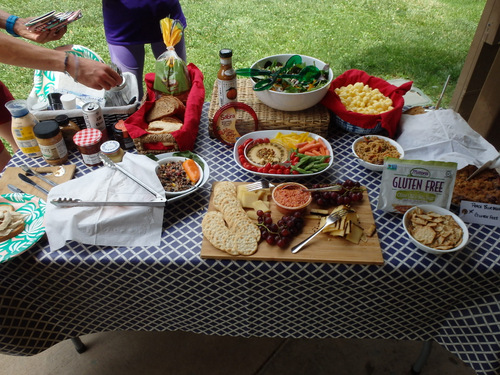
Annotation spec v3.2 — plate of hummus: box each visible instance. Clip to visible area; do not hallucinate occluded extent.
[233,130,334,178]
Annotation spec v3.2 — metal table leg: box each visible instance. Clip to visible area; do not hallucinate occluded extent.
[71,337,87,353]
[411,340,433,374]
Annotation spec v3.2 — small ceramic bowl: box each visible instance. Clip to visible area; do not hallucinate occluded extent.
[402,204,469,255]
[272,182,312,215]
[156,156,203,197]
[352,135,404,171]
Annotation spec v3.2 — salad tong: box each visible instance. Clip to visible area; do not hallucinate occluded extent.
[51,153,166,207]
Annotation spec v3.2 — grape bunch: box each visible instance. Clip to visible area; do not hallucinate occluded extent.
[256,210,305,248]
[311,179,364,207]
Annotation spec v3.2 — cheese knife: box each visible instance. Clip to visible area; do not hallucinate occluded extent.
[20,165,58,186]
[18,173,49,195]
[466,154,500,181]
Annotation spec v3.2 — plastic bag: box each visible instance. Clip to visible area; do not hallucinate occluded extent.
[153,17,191,98]
[377,158,458,213]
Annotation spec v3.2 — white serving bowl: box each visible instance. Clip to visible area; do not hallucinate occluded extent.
[403,205,469,255]
[352,135,404,171]
[250,54,333,111]
[156,156,204,198]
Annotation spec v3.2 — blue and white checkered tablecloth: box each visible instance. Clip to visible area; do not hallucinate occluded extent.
[1,103,499,375]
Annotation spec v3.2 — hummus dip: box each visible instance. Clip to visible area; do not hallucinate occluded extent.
[245,142,288,166]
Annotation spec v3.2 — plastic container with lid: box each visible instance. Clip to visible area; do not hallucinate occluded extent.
[73,128,104,167]
[4,99,42,157]
[55,114,80,151]
[100,140,124,163]
[33,120,68,165]
[217,49,237,107]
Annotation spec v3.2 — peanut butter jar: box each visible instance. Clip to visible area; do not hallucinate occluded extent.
[33,120,68,165]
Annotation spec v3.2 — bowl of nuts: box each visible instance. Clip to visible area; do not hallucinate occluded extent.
[156,153,209,199]
[403,205,469,254]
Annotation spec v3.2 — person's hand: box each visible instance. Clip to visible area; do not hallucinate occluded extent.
[70,56,123,91]
[15,17,67,44]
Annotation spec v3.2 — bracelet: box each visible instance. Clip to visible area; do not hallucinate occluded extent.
[6,15,20,37]
[63,52,70,74]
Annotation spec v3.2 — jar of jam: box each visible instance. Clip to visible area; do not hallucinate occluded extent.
[55,114,80,151]
[100,140,124,163]
[114,120,135,150]
[33,120,68,165]
[73,128,103,167]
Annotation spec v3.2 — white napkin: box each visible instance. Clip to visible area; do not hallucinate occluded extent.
[396,109,499,170]
[45,153,165,250]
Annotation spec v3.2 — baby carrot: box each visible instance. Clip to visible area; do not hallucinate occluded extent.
[182,159,200,183]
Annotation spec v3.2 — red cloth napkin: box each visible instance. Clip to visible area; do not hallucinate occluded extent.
[321,69,412,137]
[124,63,205,151]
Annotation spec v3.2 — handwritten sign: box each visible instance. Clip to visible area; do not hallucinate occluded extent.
[459,201,500,227]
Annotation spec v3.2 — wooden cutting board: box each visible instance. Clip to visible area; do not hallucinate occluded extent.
[200,182,384,265]
[0,165,77,199]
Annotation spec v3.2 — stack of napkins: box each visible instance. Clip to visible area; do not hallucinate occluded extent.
[45,153,165,250]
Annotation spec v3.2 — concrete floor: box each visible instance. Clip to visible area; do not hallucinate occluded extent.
[0,331,477,375]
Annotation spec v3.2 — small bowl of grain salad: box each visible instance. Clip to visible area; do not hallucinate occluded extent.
[156,156,204,198]
[352,135,404,171]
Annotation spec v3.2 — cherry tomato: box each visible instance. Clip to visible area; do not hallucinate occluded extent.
[238,145,244,155]
[292,170,300,175]
[262,137,270,143]
[268,168,277,174]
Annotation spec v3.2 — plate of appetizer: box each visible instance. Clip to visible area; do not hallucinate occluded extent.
[233,130,333,178]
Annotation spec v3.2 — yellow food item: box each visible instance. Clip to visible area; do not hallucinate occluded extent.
[335,82,394,115]
[270,131,315,149]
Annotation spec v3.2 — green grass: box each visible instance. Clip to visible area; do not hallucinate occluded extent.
[1,0,486,107]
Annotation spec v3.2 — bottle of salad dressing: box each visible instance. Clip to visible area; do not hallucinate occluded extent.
[5,100,42,157]
[217,49,237,107]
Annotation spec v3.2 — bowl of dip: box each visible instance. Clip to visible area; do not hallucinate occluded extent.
[352,135,404,172]
[272,182,312,215]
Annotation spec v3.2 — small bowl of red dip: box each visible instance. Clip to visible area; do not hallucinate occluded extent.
[272,182,312,215]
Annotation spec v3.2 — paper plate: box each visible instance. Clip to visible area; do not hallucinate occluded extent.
[0,194,46,263]
[33,45,104,103]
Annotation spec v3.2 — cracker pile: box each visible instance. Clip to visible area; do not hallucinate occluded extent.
[406,207,463,250]
[0,205,26,242]
[202,181,260,256]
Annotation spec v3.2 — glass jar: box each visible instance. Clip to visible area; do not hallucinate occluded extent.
[73,128,103,167]
[100,140,124,163]
[217,49,237,107]
[33,120,68,165]
[55,114,80,151]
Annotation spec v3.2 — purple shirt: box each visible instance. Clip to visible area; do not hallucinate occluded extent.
[103,0,186,45]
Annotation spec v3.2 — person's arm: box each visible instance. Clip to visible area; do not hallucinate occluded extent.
[0,33,122,90]
[0,9,66,43]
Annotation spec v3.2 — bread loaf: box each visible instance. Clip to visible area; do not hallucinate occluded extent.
[147,117,183,134]
[146,95,186,122]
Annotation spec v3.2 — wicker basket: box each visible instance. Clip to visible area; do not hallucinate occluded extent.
[208,78,330,138]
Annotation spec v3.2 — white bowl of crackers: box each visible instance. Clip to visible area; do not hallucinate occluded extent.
[403,205,469,254]
[352,135,404,172]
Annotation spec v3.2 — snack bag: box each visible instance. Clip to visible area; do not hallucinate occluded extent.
[153,17,191,98]
[377,158,458,213]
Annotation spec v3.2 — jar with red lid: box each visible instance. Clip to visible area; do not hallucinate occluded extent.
[73,128,103,167]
